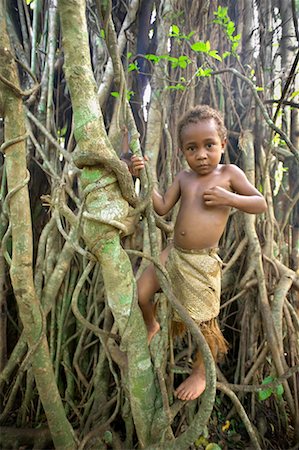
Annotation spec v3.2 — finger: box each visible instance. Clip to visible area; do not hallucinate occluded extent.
[133,163,145,171]
[203,194,214,201]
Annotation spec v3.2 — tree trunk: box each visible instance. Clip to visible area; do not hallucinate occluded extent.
[0,4,76,450]
[58,0,157,445]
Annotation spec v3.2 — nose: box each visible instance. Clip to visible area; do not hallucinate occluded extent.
[196,148,207,159]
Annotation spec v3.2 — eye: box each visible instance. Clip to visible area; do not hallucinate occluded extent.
[206,143,215,149]
[187,146,196,152]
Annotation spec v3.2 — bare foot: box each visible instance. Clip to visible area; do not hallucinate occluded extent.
[175,366,206,401]
[146,320,160,344]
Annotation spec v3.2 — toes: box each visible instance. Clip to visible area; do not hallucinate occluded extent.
[176,388,190,401]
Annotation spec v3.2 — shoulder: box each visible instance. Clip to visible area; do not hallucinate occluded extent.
[220,164,246,178]
[174,169,192,182]
[220,164,243,173]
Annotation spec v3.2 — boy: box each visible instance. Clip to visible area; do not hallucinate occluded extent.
[131,105,267,401]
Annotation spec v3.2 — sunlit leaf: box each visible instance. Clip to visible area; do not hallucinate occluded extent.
[222,51,231,59]
[196,67,212,77]
[233,33,241,42]
[191,41,208,52]
[227,21,235,36]
[166,83,185,90]
[170,24,180,36]
[128,62,139,72]
[208,50,222,61]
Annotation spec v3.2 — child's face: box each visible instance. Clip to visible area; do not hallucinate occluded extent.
[180,119,226,176]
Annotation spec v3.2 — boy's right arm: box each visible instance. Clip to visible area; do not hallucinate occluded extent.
[131,155,181,216]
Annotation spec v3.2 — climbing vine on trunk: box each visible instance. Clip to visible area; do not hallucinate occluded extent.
[0,1,298,449]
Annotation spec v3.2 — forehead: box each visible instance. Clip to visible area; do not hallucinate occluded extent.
[180,119,220,144]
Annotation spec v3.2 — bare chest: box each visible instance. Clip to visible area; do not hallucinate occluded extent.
[180,172,231,205]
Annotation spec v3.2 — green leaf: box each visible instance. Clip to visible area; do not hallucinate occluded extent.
[208,50,222,61]
[100,29,105,39]
[145,54,160,64]
[127,51,132,59]
[214,6,228,19]
[196,67,212,77]
[167,56,178,63]
[213,18,223,26]
[222,51,231,59]
[262,375,274,384]
[258,375,285,400]
[258,376,274,401]
[166,83,185,91]
[233,33,241,42]
[110,91,120,98]
[126,90,134,101]
[128,62,139,72]
[232,41,239,52]
[256,86,264,91]
[191,41,209,53]
[258,387,273,401]
[177,55,191,68]
[170,24,180,36]
[227,21,235,36]
[276,384,284,397]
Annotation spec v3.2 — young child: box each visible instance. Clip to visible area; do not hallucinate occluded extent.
[131,105,267,401]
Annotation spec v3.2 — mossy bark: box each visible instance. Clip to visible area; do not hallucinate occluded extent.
[0,4,76,450]
[58,0,156,445]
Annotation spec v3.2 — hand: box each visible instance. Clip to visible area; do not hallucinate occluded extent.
[131,155,148,177]
[203,186,232,206]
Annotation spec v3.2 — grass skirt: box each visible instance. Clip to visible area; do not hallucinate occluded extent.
[166,245,228,359]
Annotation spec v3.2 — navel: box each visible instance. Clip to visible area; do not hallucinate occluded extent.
[180,231,186,236]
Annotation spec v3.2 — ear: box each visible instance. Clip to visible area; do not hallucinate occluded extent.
[221,138,227,152]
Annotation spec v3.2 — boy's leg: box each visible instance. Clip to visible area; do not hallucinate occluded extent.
[137,246,171,342]
[175,331,218,401]
[174,355,206,401]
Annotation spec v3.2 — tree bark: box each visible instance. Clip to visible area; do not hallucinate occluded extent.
[58,0,157,445]
[0,4,76,449]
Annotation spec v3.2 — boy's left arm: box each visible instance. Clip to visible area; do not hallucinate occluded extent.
[203,165,267,214]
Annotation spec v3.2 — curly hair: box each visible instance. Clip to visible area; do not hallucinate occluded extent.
[177,105,227,148]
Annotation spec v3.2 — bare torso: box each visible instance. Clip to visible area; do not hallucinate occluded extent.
[174,165,232,249]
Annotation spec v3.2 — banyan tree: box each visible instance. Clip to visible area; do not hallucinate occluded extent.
[0,0,298,449]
